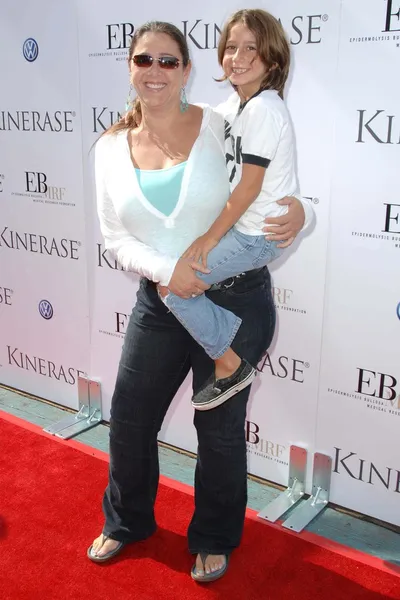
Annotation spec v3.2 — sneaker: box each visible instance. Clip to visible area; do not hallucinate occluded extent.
[192,359,257,411]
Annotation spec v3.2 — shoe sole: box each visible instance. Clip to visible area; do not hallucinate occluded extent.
[192,368,257,411]
[191,556,229,583]
[87,541,125,563]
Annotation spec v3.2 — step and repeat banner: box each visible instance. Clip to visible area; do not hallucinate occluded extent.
[315,0,400,525]
[0,0,399,526]
[0,1,91,408]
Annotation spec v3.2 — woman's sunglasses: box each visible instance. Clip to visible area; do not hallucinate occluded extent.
[132,54,180,70]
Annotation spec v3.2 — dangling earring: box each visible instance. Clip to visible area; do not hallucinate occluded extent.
[180,87,189,113]
[125,83,134,112]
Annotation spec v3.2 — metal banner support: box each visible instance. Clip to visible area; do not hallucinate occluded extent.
[281,452,332,533]
[258,445,307,523]
[43,377,102,439]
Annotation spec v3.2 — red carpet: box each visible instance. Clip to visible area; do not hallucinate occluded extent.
[0,411,399,600]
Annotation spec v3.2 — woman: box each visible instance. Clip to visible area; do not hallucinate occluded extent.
[87,20,312,583]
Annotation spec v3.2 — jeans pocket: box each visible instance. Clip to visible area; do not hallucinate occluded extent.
[232,228,259,250]
[252,240,283,268]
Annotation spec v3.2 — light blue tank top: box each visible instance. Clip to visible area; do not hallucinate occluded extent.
[135,161,187,217]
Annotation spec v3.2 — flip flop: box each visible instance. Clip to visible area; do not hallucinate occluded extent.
[87,534,125,563]
[191,552,229,583]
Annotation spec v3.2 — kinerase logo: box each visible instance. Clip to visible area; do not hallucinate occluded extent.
[0,286,13,306]
[0,227,80,260]
[356,110,400,144]
[0,110,76,133]
[92,107,123,133]
[23,38,39,62]
[6,345,85,385]
[333,448,400,494]
[97,243,124,270]
[278,13,328,45]
[182,14,328,50]
[182,20,222,50]
[38,300,53,320]
[259,352,310,383]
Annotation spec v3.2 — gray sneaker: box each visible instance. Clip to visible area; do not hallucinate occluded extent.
[191,359,257,411]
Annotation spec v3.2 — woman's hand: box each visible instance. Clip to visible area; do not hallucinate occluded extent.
[263,196,305,248]
[182,234,219,267]
[167,258,211,299]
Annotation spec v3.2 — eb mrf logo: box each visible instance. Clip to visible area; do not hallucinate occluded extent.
[25,172,66,202]
[349,1,399,46]
[106,23,134,49]
[356,368,399,408]
[245,421,287,464]
[382,203,400,234]
[383,0,400,32]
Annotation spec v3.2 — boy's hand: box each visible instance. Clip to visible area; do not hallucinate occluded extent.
[182,234,219,268]
[166,258,211,299]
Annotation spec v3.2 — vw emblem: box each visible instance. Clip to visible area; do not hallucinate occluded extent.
[39,300,53,320]
[23,38,39,62]
[397,302,400,320]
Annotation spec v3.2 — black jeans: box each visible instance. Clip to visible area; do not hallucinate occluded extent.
[102,266,276,556]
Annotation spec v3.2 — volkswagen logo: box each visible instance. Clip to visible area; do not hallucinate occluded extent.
[38,299,53,320]
[397,302,400,321]
[23,38,39,62]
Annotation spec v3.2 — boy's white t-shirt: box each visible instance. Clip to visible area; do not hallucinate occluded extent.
[217,89,300,236]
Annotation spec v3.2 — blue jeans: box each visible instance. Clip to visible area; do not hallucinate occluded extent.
[102,267,276,554]
[164,228,282,359]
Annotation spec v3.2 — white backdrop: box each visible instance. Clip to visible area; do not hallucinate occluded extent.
[316,0,400,525]
[0,0,90,408]
[0,0,399,526]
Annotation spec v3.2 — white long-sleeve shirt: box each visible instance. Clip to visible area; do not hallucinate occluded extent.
[95,105,313,285]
